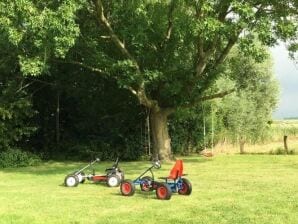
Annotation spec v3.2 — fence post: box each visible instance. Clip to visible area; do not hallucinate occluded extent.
[283,135,288,154]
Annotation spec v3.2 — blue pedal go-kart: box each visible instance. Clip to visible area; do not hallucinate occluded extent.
[120,161,172,200]
[159,160,192,196]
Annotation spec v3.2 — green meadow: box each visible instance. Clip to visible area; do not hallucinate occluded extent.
[0,155,297,224]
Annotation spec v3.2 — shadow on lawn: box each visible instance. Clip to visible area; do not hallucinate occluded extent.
[0,157,212,176]
[181,156,212,163]
[0,161,157,176]
[109,191,160,200]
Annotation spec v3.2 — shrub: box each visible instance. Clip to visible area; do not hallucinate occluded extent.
[0,148,41,168]
[269,147,296,155]
[49,137,144,161]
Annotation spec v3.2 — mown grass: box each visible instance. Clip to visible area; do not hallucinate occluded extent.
[0,155,298,224]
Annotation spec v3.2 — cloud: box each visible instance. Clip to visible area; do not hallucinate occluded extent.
[271,44,298,119]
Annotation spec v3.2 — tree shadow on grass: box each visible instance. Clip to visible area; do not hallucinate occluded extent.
[0,161,158,176]
[0,157,211,177]
[58,180,112,188]
[1,162,72,175]
[181,157,213,163]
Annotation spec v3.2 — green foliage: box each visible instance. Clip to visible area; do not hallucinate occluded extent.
[19,56,48,76]
[0,0,82,75]
[0,76,36,150]
[1,0,297,159]
[170,48,279,152]
[0,148,41,168]
[53,138,143,161]
[170,105,210,154]
[218,52,279,145]
[29,65,145,161]
[112,60,142,88]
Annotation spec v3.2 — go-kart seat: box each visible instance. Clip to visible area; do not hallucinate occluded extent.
[159,160,186,181]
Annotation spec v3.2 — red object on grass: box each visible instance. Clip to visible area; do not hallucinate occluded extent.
[167,160,184,179]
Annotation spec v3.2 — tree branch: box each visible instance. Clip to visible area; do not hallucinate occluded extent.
[16,81,35,93]
[180,88,235,109]
[135,83,158,109]
[160,0,176,48]
[198,88,235,101]
[215,35,239,66]
[92,0,139,71]
[92,0,159,110]
[54,60,108,75]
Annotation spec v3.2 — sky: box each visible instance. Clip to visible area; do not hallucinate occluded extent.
[271,44,298,119]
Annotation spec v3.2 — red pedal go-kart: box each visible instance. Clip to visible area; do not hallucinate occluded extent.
[120,161,172,200]
[64,158,124,187]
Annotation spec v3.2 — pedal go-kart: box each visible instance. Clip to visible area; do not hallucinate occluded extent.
[64,158,124,187]
[120,161,172,200]
[159,159,192,196]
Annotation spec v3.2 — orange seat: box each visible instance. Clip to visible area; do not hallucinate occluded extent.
[166,160,184,180]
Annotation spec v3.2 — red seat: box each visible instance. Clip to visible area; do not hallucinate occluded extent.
[160,160,184,180]
[168,160,183,179]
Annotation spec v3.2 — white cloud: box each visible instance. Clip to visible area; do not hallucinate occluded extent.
[271,44,298,119]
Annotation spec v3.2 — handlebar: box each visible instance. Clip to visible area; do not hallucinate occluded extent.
[152,160,161,169]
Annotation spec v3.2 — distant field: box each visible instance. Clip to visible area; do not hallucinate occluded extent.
[214,137,298,154]
[270,120,298,139]
[214,120,298,154]
[0,155,298,224]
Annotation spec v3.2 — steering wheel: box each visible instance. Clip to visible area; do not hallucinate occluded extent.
[153,160,161,169]
[113,157,119,168]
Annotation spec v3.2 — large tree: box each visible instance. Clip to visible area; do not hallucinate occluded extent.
[0,0,297,159]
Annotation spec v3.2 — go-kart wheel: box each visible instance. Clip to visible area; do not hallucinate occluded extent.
[107,174,121,187]
[178,178,192,195]
[120,180,135,196]
[156,183,171,200]
[64,174,79,187]
[140,176,153,192]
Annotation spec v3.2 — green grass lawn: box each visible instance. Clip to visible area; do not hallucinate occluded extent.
[0,155,298,224]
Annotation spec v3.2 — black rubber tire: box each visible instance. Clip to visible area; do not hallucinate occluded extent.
[178,178,192,195]
[120,180,135,196]
[140,176,153,192]
[156,183,172,200]
[107,174,121,187]
[64,174,79,187]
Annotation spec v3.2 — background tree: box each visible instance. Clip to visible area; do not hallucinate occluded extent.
[0,0,297,159]
[217,50,279,154]
[27,65,146,160]
[170,48,279,154]
[0,74,36,151]
[0,28,36,152]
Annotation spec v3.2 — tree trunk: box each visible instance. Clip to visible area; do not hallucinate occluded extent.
[240,139,245,154]
[150,109,173,160]
[56,91,60,146]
